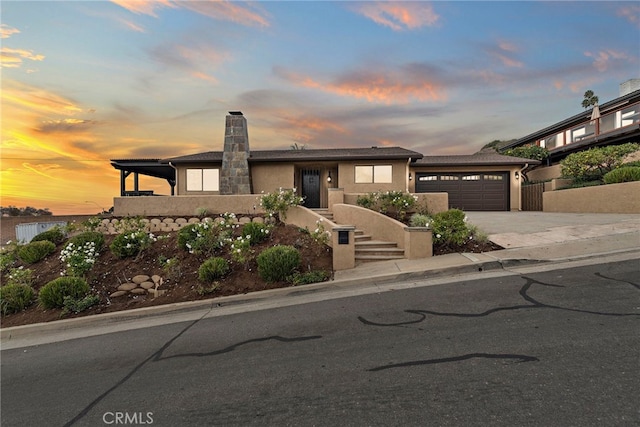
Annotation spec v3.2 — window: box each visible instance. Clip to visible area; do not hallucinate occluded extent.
[186,169,219,191]
[355,165,393,183]
[484,174,503,181]
[462,175,480,181]
[419,175,438,181]
[440,175,459,181]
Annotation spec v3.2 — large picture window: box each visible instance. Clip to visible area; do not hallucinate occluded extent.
[186,169,219,191]
[355,165,392,183]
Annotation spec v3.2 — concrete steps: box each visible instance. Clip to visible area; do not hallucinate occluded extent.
[312,208,405,264]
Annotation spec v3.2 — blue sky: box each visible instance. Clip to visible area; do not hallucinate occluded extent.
[1,1,639,214]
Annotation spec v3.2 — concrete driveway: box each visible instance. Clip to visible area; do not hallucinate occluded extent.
[465,211,640,249]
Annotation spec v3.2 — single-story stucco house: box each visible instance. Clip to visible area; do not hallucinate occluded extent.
[111,111,538,215]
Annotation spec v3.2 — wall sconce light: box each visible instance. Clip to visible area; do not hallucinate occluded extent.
[409,173,413,181]
[327,171,332,183]
[515,171,520,180]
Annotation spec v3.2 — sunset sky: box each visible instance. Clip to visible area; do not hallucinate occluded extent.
[1,1,639,215]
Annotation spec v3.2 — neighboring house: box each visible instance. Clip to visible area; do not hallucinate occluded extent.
[111,111,535,213]
[499,84,640,181]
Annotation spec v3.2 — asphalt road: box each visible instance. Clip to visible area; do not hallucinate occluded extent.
[2,259,639,426]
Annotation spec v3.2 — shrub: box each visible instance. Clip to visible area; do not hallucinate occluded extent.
[621,160,640,168]
[409,213,431,227]
[0,245,18,274]
[110,231,157,258]
[60,240,100,277]
[81,217,103,232]
[158,256,182,281]
[17,240,55,264]
[560,142,640,182]
[31,226,66,245]
[62,294,100,315]
[178,216,235,255]
[431,209,470,246]
[288,270,331,285]
[198,257,230,283]
[356,191,417,221]
[67,231,105,251]
[39,277,90,309]
[603,166,640,184]
[0,284,35,315]
[259,188,305,221]
[503,146,549,161]
[257,245,301,283]
[229,235,252,266]
[241,222,271,245]
[6,266,34,286]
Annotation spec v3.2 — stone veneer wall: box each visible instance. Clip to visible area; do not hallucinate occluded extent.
[219,113,251,195]
[95,216,267,235]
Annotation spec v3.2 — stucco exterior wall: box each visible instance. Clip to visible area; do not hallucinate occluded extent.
[527,164,562,182]
[543,181,640,213]
[341,192,448,214]
[337,160,409,193]
[250,164,295,194]
[114,195,265,217]
[332,204,408,249]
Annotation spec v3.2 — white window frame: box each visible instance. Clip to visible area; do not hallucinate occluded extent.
[355,165,393,184]
[186,168,219,192]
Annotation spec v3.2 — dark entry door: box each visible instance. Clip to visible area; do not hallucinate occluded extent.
[302,169,321,208]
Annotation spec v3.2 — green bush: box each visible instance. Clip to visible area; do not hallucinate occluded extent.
[356,191,417,221]
[110,230,156,258]
[17,240,56,264]
[431,209,470,246]
[259,188,305,221]
[31,226,66,245]
[241,222,272,245]
[198,257,230,283]
[39,277,90,309]
[178,219,232,255]
[62,294,100,315]
[621,160,640,168]
[0,248,17,274]
[503,146,549,161]
[0,284,35,315]
[6,266,34,286]
[560,143,640,182]
[409,213,431,227]
[603,166,640,184]
[67,231,105,251]
[257,245,301,283]
[288,270,330,285]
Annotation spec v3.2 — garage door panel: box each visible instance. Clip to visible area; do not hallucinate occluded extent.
[416,172,509,211]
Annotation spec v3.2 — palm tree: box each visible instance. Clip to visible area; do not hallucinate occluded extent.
[290,143,307,150]
[582,90,599,109]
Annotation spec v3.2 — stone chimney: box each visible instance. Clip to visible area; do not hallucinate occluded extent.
[219,111,251,195]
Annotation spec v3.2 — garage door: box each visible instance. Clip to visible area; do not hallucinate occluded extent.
[415,172,509,211]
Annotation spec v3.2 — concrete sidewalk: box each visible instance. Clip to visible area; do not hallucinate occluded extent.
[2,212,639,349]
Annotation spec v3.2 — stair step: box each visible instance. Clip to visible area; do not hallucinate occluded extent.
[355,254,406,263]
[354,234,372,241]
[355,247,405,257]
[355,240,398,249]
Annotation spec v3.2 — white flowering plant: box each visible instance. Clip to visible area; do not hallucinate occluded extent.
[109,230,158,258]
[60,241,100,277]
[259,188,305,221]
[310,219,330,246]
[178,213,237,256]
[6,266,34,286]
[356,191,417,221]
[228,235,252,266]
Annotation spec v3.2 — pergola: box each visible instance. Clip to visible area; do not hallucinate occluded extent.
[110,159,176,196]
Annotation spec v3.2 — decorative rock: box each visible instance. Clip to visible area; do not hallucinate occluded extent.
[252,217,264,223]
[239,217,251,224]
[175,218,187,224]
[132,275,150,284]
[150,218,162,224]
[151,275,162,284]
[140,281,155,289]
[117,283,138,291]
[130,288,147,295]
[109,291,127,298]
[188,217,201,223]
[162,218,174,224]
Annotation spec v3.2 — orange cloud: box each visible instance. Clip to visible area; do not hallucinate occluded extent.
[584,49,632,72]
[1,24,20,39]
[278,68,446,104]
[1,47,45,68]
[111,0,270,27]
[2,80,81,116]
[617,5,640,27]
[352,1,439,31]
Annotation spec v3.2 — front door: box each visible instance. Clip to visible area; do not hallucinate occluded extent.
[302,169,321,208]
